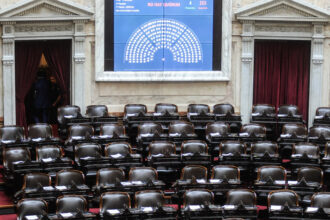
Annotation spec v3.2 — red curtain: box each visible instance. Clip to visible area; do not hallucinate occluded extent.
[15,41,44,127]
[253,40,310,122]
[43,40,71,105]
[15,40,71,128]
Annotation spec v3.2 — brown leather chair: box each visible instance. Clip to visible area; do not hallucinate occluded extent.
[67,124,94,140]
[188,104,210,114]
[309,126,330,139]
[282,123,307,138]
[225,189,257,207]
[240,123,266,137]
[137,123,164,137]
[22,173,51,191]
[129,167,158,182]
[3,147,31,171]
[268,189,299,207]
[96,168,125,187]
[181,165,207,180]
[213,103,235,115]
[292,143,320,159]
[104,142,132,157]
[155,103,178,114]
[251,141,279,158]
[252,104,276,117]
[28,123,53,140]
[206,122,230,137]
[36,145,64,162]
[56,195,87,214]
[0,125,25,143]
[184,189,214,206]
[85,105,108,118]
[57,105,82,125]
[74,143,102,166]
[219,141,247,157]
[100,192,130,214]
[168,121,196,137]
[124,104,147,117]
[297,166,323,185]
[256,166,286,183]
[100,123,126,137]
[16,198,48,220]
[135,190,164,208]
[315,107,330,117]
[55,169,86,188]
[181,140,208,155]
[148,141,176,156]
[278,105,300,116]
[211,165,240,181]
[311,192,330,208]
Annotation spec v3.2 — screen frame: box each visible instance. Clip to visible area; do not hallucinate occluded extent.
[95,0,232,82]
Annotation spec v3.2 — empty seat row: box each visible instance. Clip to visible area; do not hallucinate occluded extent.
[16,190,330,220]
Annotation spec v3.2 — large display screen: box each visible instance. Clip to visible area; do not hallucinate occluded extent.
[114,0,214,71]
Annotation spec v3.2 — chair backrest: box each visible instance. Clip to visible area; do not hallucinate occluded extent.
[184,189,214,206]
[96,168,125,186]
[188,104,210,114]
[181,140,208,154]
[206,122,230,136]
[28,123,53,139]
[278,105,300,115]
[241,123,266,136]
[168,121,195,136]
[325,142,330,158]
[309,126,330,139]
[297,166,323,184]
[23,173,51,190]
[100,192,130,213]
[225,189,256,206]
[56,170,85,187]
[155,103,178,114]
[220,141,246,156]
[129,167,157,182]
[315,107,330,117]
[181,165,207,180]
[257,166,286,182]
[85,105,108,117]
[282,123,307,136]
[0,125,25,142]
[100,123,125,137]
[56,195,87,214]
[104,142,131,157]
[149,141,176,156]
[251,141,278,156]
[75,143,102,164]
[17,199,48,220]
[124,104,147,115]
[135,190,164,208]
[293,143,319,157]
[138,122,163,136]
[211,165,240,181]
[36,145,63,162]
[68,124,94,139]
[57,105,81,125]
[311,192,330,208]
[252,104,276,115]
[3,147,31,170]
[268,189,299,207]
[213,103,235,115]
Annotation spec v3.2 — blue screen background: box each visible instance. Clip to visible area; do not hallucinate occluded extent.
[114,0,214,71]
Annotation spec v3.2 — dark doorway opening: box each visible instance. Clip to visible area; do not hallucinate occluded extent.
[253,40,311,123]
[15,40,71,128]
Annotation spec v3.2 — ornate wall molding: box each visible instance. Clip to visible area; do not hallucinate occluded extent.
[0,0,93,125]
[236,0,328,126]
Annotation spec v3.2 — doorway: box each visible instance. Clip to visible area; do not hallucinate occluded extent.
[15,40,71,127]
[253,40,311,123]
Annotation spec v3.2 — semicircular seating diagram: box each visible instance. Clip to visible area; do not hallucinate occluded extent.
[124,18,203,64]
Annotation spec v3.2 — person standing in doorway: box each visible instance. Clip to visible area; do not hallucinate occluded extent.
[32,69,51,123]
